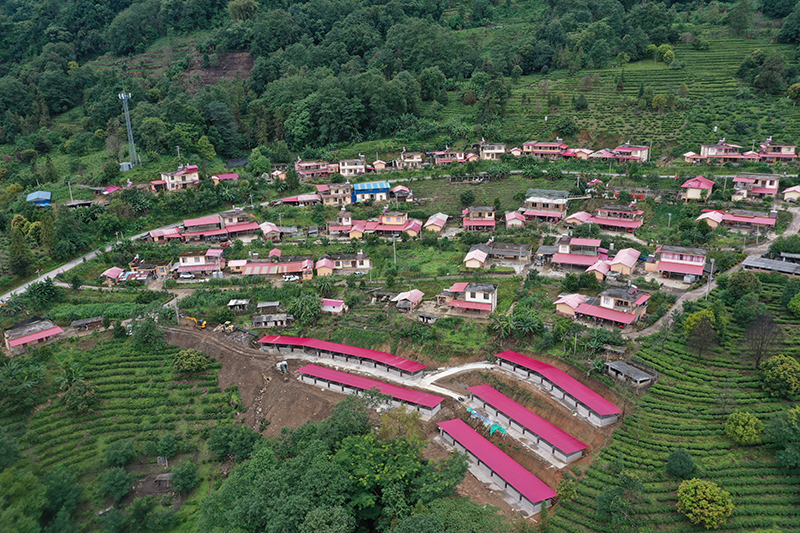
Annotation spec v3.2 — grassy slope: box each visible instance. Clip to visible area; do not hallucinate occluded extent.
[549,277,800,533]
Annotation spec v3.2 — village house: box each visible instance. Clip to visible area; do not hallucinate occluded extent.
[227,299,251,313]
[612,142,650,162]
[560,147,594,160]
[604,361,657,389]
[742,255,800,277]
[282,193,321,207]
[479,142,507,161]
[397,151,424,169]
[270,169,287,181]
[699,140,743,163]
[581,204,644,232]
[182,215,225,241]
[523,189,569,222]
[785,185,800,202]
[731,173,780,201]
[522,140,567,160]
[147,227,182,243]
[315,251,371,275]
[256,301,281,314]
[4,317,63,355]
[506,146,523,157]
[316,182,353,207]
[129,258,172,279]
[391,289,424,312]
[295,160,330,180]
[431,149,466,165]
[608,248,641,276]
[352,181,390,203]
[423,212,448,233]
[177,248,225,277]
[70,316,104,330]
[697,209,776,233]
[438,282,497,315]
[681,176,715,201]
[242,258,314,281]
[339,158,366,177]
[389,185,413,203]
[462,206,496,231]
[152,164,200,192]
[586,259,611,281]
[218,209,252,226]
[252,314,294,328]
[552,236,606,270]
[100,266,124,285]
[259,221,282,242]
[554,293,588,317]
[463,244,490,269]
[573,287,650,327]
[372,160,387,172]
[321,298,348,315]
[505,211,526,229]
[647,245,706,280]
[211,173,238,185]
[757,137,797,163]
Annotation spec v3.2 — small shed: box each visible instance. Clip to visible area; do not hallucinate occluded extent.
[26,191,52,206]
[321,298,348,315]
[252,314,294,328]
[418,313,438,325]
[154,473,173,490]
[256,301,281,313]
[604,361,657,388]
[227,299,251,312]
[70,316,104,330]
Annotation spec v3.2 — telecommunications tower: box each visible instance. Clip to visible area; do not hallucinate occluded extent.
[118,92,139,170]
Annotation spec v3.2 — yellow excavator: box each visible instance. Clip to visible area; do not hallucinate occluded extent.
[185,317,206,329]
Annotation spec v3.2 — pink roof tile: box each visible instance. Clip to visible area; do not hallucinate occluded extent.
[321,298,345,308]
[205,248,223,257]
[8,326,63,347]
[586,260,611,275]
[681,176,715,190]
[449,282,469,292]
[525,210,564,219]
[269,248,282,257]
[449,300,493,311]
[553,293,587,309]
[657,261,704,276]
[259,336,426,372]
[102,266,124,279]
[438,419,557,503]
[575,303,637,325]
[609,248,641,268]
[570,238,601,247]
[214,173,238,180]
[184,215,221,227]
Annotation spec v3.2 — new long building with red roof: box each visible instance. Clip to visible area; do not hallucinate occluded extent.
[493,351,621,427]
[258,335,426,378]
[297,364,443,417]
[437,419,557,515]
[468,384,587,464]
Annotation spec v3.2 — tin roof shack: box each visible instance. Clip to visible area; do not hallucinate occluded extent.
[252,314,294,328]
[70,316,104,330]
[4,317,63,355]
[129,259,172,279]
[604,361,657,389]
[227,299,251,313]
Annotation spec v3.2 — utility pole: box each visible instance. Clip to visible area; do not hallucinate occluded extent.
[706,258,714,300]
[393,237,397,265]
[118,92,138,167]
[176,146,182,161]
[68,180,73,203]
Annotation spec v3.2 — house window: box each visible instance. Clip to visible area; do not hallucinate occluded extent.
[358,260,364,266]
[335,261,341,267]
[194,257,200,263]
[483,293,489,300]
[470,292,477,299]
[603,296,612,305]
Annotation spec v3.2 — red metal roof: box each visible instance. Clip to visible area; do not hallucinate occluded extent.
[437,419,557,503]
[449,282,469,292]
[449,300,493,312]
[225,222,260,233]
[243,261,311,275]
[184,215,221,227]
[8,326,64,347]
[633,293,651,306]
[102,266,124,278]
[574,303,637,325]
[552,253,599,266]
[258,336,426,372]
[657,261,704,276]
[181,228,228,238]
[205,248,224,257]
[749,187,779,196]
[468,385,587,454]
[494,351,621,416]
[298,364,442,407]
[722,213,775,226]
[177,264,221,273]
[587,216,643,229]
[570,238,601,246]
[463,219,496,227]
[733,176,756,183]
[681,176,715,190]
[214,173,238,180]
[150,179,167,185]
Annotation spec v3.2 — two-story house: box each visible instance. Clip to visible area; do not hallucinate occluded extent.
[588,204,644,232]
[697,209,776,233]
[462,206,496,231]
[731,173,780,201]
[397,151,424,169]
[219,209,252,226]
[573,288,650,327]
[432,150,466,165]
[552,236,605,270]
[437,282,497,315]
[152,164,200,192]
[681,176,715,201]
[182,215,226,241]
[339,159,366,177]
[523,189,569,222]
[316,182,353,207]
[758,138,797,163]
[177,248,225,276]
[612,142,650,162]
[479,142,507,161]
[647,245,706,279]
[352,181,390,203]
[699,140,743,163]
[295,160,330,180]
[522,141,568,160]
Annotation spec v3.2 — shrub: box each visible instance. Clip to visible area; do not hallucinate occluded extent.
[63,380,99,416]
[760,355,800,398]
[676,479,734,529]
[99,467,134,502]
[667,448,696,479]
[724,411,764,445]
[174,349,209,373]
[106,439,136,467]
[157,434,179,458]
[171,460,198,494]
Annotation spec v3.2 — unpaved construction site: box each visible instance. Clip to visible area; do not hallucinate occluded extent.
[165,326,623,518]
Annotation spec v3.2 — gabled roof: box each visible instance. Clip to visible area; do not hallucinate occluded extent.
[468,385,587,454]
[259,336,426,372]
[586,260,610,275]
[299,364,442,408]
[205,248,224,257]
[609,248,641,268]
[391,289,424,304]
[505,211,526,223]
[353,181,390,191]
[785,185,800,194]
[570,238,601,247]
[463,248,488,264]
[553,293,588,310]
[101,266,124,279]
[438,419,557,503]
[494,351,621,415]
[575,303,637,324]
[448,282,469,292]
[681,176,715,190]
[424,212,448,228]
[184,215,221,227]
[7,325,63,347]
[27,191,51,202]
[321,298,345,308]
[214,173,239,180]
[697,211,724,224]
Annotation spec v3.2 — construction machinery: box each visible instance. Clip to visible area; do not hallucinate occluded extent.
[185,317,206,329]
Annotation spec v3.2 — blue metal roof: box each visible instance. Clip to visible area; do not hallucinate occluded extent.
[26,191,52,202]
[353,181,390,191]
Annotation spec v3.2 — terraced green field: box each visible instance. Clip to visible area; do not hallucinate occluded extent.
[549,276,800,532]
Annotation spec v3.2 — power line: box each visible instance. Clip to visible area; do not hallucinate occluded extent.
[118,92,139,168]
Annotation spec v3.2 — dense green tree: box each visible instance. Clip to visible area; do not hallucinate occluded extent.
[744,313,782,367]
[107,439,136,467]
[760,355,800,398]
[418,67,447,102]
[765,406,800,469]
[0,467,46,533]
[100,467,134,502]
[0,426,20,471]
[596,472,644,527]
[63,380,99,415]
[207,424,262,461]
[174,349,209,373]
[8,227,34,277]
[288,291,323,325]
[725,411,764,445]
[676,479,734,529]
[778,3,800,43]
[42,467,83,525]
[157,434,179,458]
[171,460,199,494]
[666,448,696,479]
